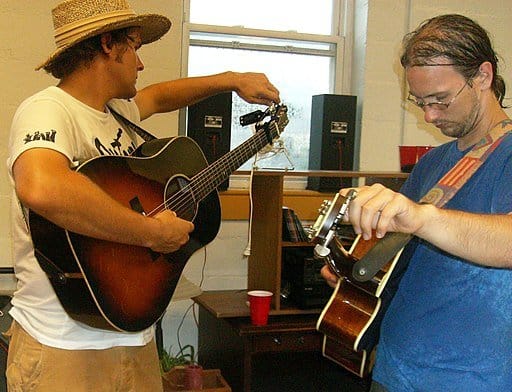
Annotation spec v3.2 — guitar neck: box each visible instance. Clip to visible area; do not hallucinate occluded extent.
[189,123,277,201]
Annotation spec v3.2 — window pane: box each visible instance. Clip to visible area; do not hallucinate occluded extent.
[188,45,333,170]
[190,0,334,35]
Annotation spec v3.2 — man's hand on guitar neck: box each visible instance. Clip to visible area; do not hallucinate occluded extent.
[339,183,428,241]
[340,183,512,269]
[230,72,281,106]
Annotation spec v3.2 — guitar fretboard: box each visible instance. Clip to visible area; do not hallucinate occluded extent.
[191,121,278,200]
[166,105,288,218]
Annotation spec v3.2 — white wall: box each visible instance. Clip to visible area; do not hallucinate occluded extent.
[0,0,184,269]
[1,0,511,356]
[359,0,512,171]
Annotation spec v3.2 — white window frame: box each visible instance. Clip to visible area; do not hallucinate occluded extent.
[179,0,355,189]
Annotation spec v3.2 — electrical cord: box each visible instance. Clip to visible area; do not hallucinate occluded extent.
[176,247,206,357]
[243,165,256,257]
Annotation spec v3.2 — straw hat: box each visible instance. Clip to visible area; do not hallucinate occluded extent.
[37,0,172,70]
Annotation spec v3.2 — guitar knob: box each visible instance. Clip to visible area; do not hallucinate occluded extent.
[273,337,282,345]
[319,200,331,212]
[314,244,331,258]
[297,336,305,345]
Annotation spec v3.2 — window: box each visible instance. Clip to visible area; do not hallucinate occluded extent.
[183,0,352,177]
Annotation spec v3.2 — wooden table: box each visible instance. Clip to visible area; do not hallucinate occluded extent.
[193,290,370,392]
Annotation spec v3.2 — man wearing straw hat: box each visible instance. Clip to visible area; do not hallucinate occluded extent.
[6,0,280,390]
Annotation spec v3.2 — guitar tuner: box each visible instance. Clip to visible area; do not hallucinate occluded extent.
[239,103,287,127]
[239,109,265,126]
[239,102,278,126]
[308,190,358,279]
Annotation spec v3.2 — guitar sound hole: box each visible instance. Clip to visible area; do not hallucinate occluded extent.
[165,176,197,221]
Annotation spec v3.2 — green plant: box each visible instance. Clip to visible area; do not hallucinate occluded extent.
[159,344,196,373]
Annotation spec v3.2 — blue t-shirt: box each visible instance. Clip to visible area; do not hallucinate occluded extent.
[373,135,512,391]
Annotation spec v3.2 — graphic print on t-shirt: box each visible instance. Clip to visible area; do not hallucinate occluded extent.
[94,128,137,156]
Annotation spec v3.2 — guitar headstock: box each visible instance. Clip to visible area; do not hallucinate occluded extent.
[241,103,289,143]
[267,103,289,137]
[308,189,357,245]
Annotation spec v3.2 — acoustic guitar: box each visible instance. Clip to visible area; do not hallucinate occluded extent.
[309,192,410,377]
[28,104,288,332]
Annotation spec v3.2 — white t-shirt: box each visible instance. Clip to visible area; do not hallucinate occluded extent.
[7,86,154,349]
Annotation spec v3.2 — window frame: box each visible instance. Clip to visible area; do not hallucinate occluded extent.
[178,0,355,189]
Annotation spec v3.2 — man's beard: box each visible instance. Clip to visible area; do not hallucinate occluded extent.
[439,101,480,139]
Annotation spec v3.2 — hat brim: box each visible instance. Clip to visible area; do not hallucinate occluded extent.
[36,13,171,71]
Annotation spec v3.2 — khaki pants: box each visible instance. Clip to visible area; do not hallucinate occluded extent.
[5,321,163,392]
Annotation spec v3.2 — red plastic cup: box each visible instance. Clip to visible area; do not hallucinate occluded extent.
[399,145,435,172]
[247,290,273,326]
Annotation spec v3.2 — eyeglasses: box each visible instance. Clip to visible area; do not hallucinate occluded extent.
[406,78,470,110]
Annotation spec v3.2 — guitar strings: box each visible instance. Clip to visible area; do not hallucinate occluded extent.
[174,126,274,215]
[143,120,282,219]
[144,128,269,217]
[144,107,285,219]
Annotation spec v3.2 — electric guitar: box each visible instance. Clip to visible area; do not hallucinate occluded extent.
[28,104,288,332]
[309,192,410,377]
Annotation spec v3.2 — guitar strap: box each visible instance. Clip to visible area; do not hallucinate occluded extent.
[352,119,512,281]
[420,118,512,206]
[108,105,157,142]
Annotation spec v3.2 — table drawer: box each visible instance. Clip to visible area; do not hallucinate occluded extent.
[250,330,322,353]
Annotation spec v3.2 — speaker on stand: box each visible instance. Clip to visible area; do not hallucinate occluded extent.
[307,94,357,193]
[187,92,232,191]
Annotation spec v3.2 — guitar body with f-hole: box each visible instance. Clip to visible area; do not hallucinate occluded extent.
[29,104,288,333]
[309,192,411,378]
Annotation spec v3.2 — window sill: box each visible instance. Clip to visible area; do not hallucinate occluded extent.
[219,189,334,221]
[219,170,407,221]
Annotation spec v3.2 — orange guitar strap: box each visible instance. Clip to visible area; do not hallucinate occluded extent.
[420,119,512,207]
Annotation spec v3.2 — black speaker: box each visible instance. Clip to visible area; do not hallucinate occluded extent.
[307,94,357,192]
[187,93,232,191]
[281,247,332,309]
